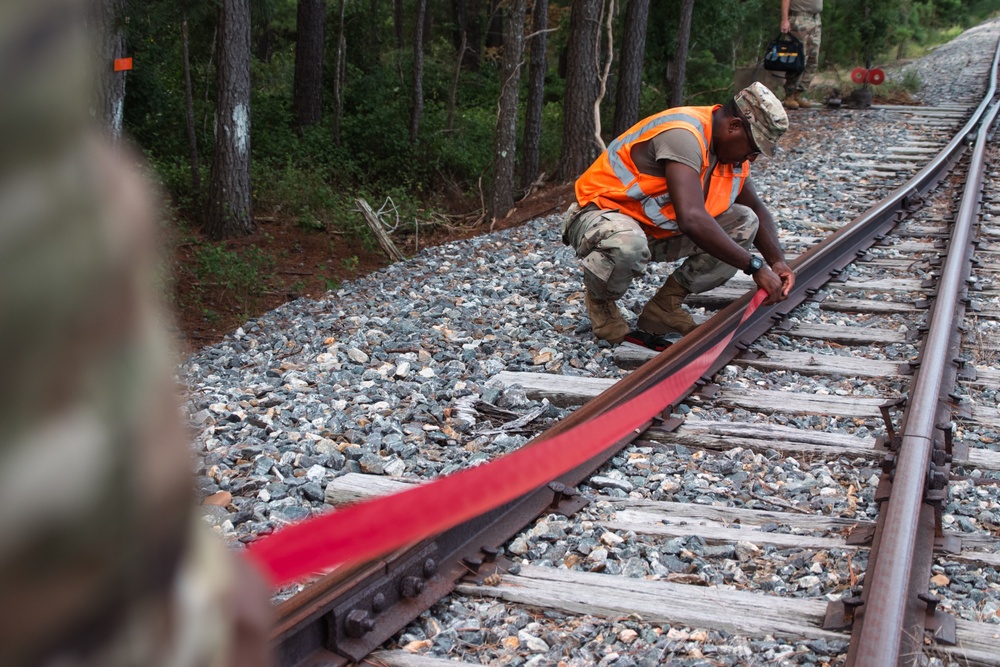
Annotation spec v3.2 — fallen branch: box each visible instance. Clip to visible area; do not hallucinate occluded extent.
[355,198,404,262]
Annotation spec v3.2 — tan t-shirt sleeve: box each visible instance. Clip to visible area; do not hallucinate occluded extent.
[648,128,704,173]
[789,0,822,14]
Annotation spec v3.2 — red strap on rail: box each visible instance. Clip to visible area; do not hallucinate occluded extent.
[245,290,767,587]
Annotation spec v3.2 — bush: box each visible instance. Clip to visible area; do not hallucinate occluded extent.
[192,242,275,313]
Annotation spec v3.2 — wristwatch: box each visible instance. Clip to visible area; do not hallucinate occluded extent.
[743,255,764,275]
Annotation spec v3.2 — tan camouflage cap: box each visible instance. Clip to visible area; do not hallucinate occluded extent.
[735,82,788,158]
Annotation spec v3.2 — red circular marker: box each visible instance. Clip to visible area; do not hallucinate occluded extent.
[851,67,868,84]
[867,68,885,85]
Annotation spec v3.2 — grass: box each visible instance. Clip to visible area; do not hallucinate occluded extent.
[191,241,276,314]
[968,317,999,366]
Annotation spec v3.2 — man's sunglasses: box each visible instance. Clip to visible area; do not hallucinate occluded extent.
[739,111,762,159]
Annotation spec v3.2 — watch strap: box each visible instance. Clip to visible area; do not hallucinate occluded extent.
[744,255,764,275]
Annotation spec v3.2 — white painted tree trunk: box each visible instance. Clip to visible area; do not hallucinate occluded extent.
[206,0,254,239]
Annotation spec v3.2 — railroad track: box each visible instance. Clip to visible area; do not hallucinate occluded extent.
[266,38,1000,667]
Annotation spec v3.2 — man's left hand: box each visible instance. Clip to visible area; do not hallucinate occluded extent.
[753,266,788,305]
[771,261,795,298]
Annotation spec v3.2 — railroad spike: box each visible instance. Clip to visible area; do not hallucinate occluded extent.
[462,556,483,573]
[918,592,940,613]
[548,481,566,509]
[823,595,864,631]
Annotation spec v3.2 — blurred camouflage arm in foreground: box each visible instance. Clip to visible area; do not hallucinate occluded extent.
[0,2,272,665]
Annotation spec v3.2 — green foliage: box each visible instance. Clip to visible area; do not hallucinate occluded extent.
[822,0,1000,68]
[124,0,1000,252]
[680,49,739,105]
[900,68,923,93]
[192,242,275,312]
[296,210,326,231]
[421,105,496,181]
[536,101,565,177]
[641,0,774,104]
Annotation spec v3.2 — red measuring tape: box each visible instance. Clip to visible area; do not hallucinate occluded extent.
[245,290,768,587]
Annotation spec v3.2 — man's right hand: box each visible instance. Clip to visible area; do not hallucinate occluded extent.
[752,266,786,305]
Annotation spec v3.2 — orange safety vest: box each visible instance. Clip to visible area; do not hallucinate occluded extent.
[575,105,749,239]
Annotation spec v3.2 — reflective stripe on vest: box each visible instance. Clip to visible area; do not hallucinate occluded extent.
[575,106,748,238]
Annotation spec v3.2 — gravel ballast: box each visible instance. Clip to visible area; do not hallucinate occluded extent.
[182,19,1000,667]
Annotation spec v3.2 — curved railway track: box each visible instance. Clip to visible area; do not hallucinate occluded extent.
[267,35,1000,667]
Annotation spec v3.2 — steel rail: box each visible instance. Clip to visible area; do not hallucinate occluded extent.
[851,98,1000,667]
[272,52,1000,664]
[272,417,649,666]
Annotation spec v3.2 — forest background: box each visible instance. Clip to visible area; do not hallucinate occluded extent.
[98,0,1000,346]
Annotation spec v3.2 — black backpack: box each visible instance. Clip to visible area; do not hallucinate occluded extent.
[763,33,805,73]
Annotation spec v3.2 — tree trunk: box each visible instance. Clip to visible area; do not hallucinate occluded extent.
[613,0,650,135]
[491,0,527,220]
[452,0,467,51]
[557,0,603,182]
[422,0,434,49]
[93,0,128,142]
[332,0,347,144]
[182,15,202,213]
[206,0,254,240]
[410,0,428,141]
[394,0,405,50]
[465,0,484,70]
[670,0,694,107]
[520,0,548,191]
[447,30,467,132]
[202,24,218,137]
[362,0,381,72]
[485,0,504,50]
[254,25,275,62]
[293,0,326,128]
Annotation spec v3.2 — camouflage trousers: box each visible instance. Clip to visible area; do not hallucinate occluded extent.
[785,12,822,95]
[562,204,759,301]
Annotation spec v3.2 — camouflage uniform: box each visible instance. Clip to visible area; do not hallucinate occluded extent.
[785,8,822,96]
[565,83,789,342]
[0,2,271,665]
[562,203,759,300]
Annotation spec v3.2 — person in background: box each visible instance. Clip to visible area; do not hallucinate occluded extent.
[781,0,823,109]
[563,83,795,350]
[0,1,273,665]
